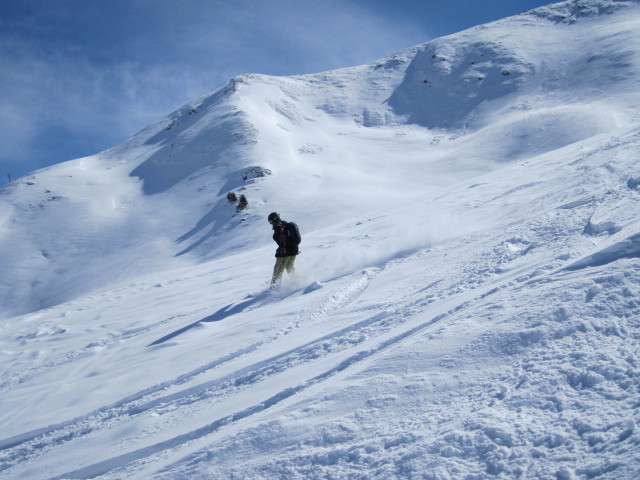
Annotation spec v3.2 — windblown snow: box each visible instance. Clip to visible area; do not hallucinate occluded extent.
[1,0,640,478]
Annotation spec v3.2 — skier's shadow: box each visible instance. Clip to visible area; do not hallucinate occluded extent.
[147,294,264,347]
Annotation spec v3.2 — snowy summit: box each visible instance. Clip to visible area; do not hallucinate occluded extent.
[1,0,640,478]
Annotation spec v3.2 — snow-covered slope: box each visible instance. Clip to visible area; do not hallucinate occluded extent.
[1,0,640,478]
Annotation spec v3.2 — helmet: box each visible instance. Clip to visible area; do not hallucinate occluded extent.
[268,212,280,223]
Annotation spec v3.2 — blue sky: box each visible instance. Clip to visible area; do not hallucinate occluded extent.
[0,0,552,185]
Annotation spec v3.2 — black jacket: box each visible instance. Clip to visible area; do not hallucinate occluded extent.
[272,221,299,257]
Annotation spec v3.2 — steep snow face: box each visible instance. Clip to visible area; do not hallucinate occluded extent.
[129,85,257,196]
[388,0,640,133]
[388,35,536,129]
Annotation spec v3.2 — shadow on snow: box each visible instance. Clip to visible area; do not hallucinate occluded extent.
[147,288,299,347]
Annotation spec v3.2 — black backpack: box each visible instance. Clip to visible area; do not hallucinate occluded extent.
[285,221,301,246]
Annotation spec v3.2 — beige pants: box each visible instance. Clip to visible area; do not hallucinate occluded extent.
[271,256,296,286]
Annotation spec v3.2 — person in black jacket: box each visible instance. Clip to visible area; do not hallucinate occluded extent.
[268,212,299,288]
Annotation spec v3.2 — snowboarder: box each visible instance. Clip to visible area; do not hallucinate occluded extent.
[268,212,301,288]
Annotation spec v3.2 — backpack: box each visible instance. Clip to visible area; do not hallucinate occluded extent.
[285,221,301,246]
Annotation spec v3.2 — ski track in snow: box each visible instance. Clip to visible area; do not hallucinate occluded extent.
[0,266,375,395]
[0,231,556,479]
[0,268,381,474]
